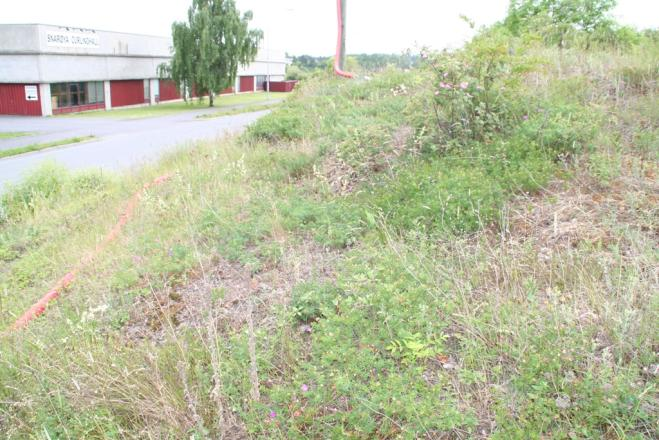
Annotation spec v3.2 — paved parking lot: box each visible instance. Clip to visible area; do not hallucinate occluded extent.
[0,107,269,189]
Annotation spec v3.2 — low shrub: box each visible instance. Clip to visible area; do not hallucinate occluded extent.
[278,196,363,248]
[247,105,307,142]
[290,281,341,322]
[516,104,597,159]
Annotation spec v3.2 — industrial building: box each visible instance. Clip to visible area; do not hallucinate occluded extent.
[0,23,291,116]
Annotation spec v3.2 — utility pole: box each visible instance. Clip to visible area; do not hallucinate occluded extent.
[339,0,347,71]
[334,0,352,78]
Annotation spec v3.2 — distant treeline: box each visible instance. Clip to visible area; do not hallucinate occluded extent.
[286,53,420,80]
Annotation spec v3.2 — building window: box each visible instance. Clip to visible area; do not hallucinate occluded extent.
[256,75,267,90]
[51,83,68,109]
[50,81,104,109]
[88,82,105,104]
[69,82,85,106]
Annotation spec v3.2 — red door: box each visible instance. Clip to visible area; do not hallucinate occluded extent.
[159,80,181,102]
[239,76,254,93]
[0,83,42,116]
[110,80,146,107]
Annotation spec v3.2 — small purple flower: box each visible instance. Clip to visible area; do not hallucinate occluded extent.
[523,115,529,120]
[301,384,309,392]
[460,82,469,90]
[269,410,277,419]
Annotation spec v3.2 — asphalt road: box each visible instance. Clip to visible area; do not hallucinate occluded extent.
[0,106,270,190]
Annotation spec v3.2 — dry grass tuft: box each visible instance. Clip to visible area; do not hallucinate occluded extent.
[320,125,415,195]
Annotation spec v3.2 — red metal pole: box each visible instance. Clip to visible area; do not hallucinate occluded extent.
[334,0,353,78]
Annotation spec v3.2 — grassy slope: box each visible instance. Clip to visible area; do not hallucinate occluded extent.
[0,40,657,439]
[65,92,288,119]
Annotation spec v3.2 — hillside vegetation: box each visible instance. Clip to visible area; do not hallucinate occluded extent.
[1,16,657,440]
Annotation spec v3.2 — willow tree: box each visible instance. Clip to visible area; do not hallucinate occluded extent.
[164,0,262,107]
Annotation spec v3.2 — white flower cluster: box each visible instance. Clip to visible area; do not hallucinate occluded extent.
[391,84,408,96]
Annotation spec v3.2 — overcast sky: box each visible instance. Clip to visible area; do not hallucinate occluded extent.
[3,0,657,55]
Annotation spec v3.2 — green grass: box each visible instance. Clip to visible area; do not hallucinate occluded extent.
[0,132,33,140]
[0,36,657,438]
[0,135,96,159]
[64,92,288,119]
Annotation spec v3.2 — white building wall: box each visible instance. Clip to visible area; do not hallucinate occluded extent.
[103,80,112,110]
[39,83,52,116]
[237,48,290,78]
[0,24,291,92]
[238,61,288,77]
[102,56,170,81]
[0,55,42,83]
[3,54,171,83]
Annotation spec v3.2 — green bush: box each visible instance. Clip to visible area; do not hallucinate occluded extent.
[588,24,642,49]
[247,105,307,142]
[281,199,363,248]
[69,170,110,194]
[285,64,309,81]
[517,104,596,159]
[290,281,341,322]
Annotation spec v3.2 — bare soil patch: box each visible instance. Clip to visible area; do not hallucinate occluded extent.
[124,239,342,342]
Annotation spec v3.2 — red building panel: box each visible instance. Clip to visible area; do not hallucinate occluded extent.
[269,81,298,93]
[159,80,180,102]
[110,80,147,107]
[239,76,255,93]
[161,83,229,100]
[0,83,42,116]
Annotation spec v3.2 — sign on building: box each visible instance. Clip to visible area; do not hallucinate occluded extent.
[24,85,38,101]
[46,31,100,49]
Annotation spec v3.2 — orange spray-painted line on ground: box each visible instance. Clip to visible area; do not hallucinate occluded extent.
[10,174,172,331]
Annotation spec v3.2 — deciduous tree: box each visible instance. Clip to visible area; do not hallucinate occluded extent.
[161,0,262,107]
[505,0,617,48]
